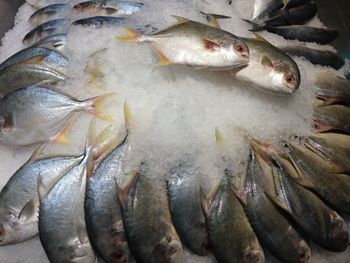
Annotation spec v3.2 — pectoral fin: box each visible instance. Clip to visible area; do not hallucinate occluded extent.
[261,55,273,68]
[18,198,39,221]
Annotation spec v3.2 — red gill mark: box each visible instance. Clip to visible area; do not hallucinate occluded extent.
[203,38,220,51]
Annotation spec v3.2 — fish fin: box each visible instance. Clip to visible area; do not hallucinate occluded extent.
[0,115,14,132]
[254,33,271,43]
[171,15,190,25]
[85,93,117,122]
[28,143,47,162]
[85,64,105,85]
[199,187,210,217]
[92,124,119,164]
[104,7,118,15]
[242,19,265,32]
[116,170,140,209]
[200,12,222,28]
[152,46,174,66]
[37,173,48,202]
[23,54,48,64]
[265,190,292,213]
[260,55,273,68]
[50,113,80,144]
[115,27,141,42]
[215,127,224,144]
[18,198,39,221]
[124,100,132,132]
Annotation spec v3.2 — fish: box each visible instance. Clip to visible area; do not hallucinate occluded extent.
[0,44,68,71]
[252,0,283,21]
[166,164,209,256]
[244,21,339,44]
[232,35,300,94]
[303,133,350,174]
[31,33,67,49]
[313,104,350,133]
[72,16,126,27]
[0,55,67,96]
[286,143,350,214]
[117,16,249,70]
[0,86,114,146]
[314,73,350,106]
[73,1,143,16]
[280,46,345,70]
[203,169,265,263]
[26,0,68,9]
[85,134,135,263]
[235,149,311,263]
[117,167,184,263]
[23,19,67,45]
[28,4,68,26]
[259,1,318,27]
[0,151,83,245]
[38,122,97,263]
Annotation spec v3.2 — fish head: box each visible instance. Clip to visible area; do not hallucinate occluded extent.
[270,63,300,94]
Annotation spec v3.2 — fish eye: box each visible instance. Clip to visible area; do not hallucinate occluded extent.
[235,43,245,53]
[286,74,295,84]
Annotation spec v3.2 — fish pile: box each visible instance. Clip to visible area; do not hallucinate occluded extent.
[0,0,349,263]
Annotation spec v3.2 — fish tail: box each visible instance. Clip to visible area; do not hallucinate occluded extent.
[242,19,265,32]
[92,125,120,164]
[115,27,142,42]
[85,93,117,122]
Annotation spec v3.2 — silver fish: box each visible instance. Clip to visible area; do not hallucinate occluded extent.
[32,33,67,49]
[253,0,282,20]
[73,1,143,16]
[28,4,68,26]
[0,86,114,146]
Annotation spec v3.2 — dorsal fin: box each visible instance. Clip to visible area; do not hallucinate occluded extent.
[171,15,190,25]
[254,33,271,44]
[28,143,47,162]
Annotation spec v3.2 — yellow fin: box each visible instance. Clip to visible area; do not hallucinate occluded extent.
[23,54,47,64]
[115,27,141,42]
[50,113,80,144]
[254,33,271,44]
[261,55,273,67]
[152,46,174,66]
[171,15,190,24]
[215,127,224,144]
[86,93,118,122]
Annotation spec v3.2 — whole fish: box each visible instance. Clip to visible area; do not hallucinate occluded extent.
[0,153,82,245]
[117,16,249,70]
[253,140,349,252]
[232,35,300,94]
[118,168,184,263]
[28,4,68,26]
[204,169,265,263]
[73,1,143,16]
[166,165,209,256]
[286,143,350,214]
[244,21,339,44]
[0,86,113,146]
[32,33,67,49]
[85,135,135,263]
[235,150,311,263]
[260,1,317,27]
[0,44,68,71]
[39,126,97,263]
[23,19,67,45]
[26,0,68,9]
[252,0,282,21]
[314,73,350,106]
[72,16,126,27]
[304,133,350,173]
[0,55,67,96]
[280,46,345,70]
[313,104,350,133]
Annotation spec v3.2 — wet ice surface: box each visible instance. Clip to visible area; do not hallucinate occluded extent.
[0,0,349,262]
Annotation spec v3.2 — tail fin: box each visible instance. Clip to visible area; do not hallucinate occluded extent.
[115,27,141,42]
[242,19,265,32]
[85,93,117,122]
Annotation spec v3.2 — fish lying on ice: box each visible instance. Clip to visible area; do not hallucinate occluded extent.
[28,3,69,27]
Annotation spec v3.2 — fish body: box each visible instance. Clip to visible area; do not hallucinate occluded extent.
[271,158,349,252]
[263,1,317,27]
[26,0,68,9]
[72,16,126,27]
[281,46,345,70]
[314,73,350,106]
[252,0,282,20]
[119,17,249,70]
[0,86,110,146]
[313,105,350,133]
[85,136,134,263]
[233,36,300,94]
[304,133,350,173]
[0,45,68,71]
[167,165,208,256]
[206,170,264,263]
[73,1,143,16]
[23,19,67,45]
[0,58,67,96]
[287,143,350,214]
[0,155,83,245]
[28,4,68,26]
[32,33,67,49]
[237,151,310,263]
[39,148,96,263]
[120,170,184,263]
